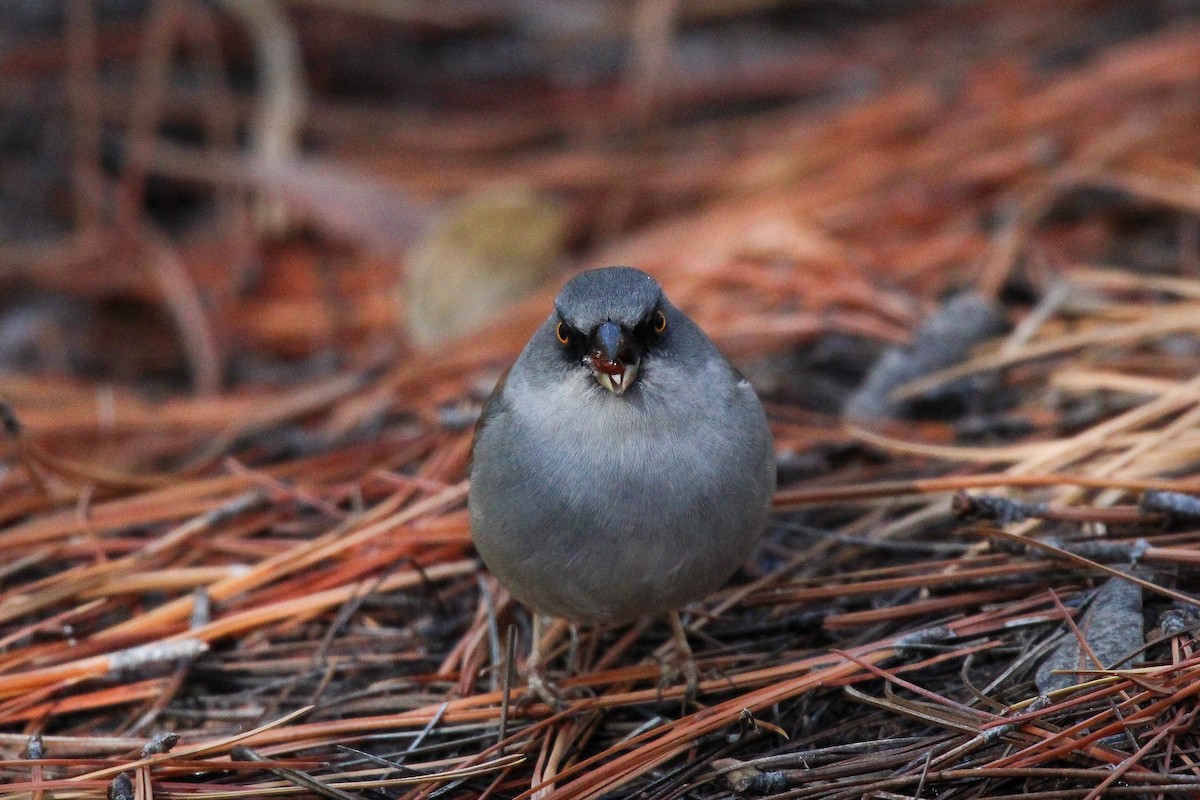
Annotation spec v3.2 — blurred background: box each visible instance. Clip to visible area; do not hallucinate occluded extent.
[8,5,1200,790]
[2,0,1200,408]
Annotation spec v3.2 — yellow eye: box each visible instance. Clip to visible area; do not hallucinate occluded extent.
[555,322,570,345]
[653,310,667,334]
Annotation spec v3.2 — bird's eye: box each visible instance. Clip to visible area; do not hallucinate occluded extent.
[653,310,667,334]
[555,322,570,345]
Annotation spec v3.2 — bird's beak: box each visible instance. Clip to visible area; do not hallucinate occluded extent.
[588,321,640,395]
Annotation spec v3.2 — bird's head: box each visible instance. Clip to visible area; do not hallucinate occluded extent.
[551,267,669,396]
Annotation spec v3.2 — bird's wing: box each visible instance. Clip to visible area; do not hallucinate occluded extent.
[469,363,513,466]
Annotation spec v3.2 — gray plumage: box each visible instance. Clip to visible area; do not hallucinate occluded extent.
[469,266,776,624]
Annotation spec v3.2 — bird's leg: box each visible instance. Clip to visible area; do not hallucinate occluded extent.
[525,614,565,710]
[566,622,581,673]
[663,611,700,707]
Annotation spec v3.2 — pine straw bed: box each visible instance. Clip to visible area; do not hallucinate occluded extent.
[5,2,1200,799]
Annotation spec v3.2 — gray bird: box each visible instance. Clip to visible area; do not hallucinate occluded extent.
[469,267,776,636]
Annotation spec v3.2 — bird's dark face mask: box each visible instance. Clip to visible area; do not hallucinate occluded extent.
[586,320,641,396]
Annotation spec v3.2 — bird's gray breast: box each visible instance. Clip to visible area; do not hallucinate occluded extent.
[469,360,773,623]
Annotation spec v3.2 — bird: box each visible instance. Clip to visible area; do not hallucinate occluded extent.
[468,266,776,699]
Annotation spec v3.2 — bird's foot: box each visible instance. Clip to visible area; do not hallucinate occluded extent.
[657,612,701,711]
[524,668,568,712]
[658,651,700,708]
[519,615,568,712]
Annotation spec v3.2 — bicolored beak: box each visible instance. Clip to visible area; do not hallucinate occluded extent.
[587,320,640,395]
